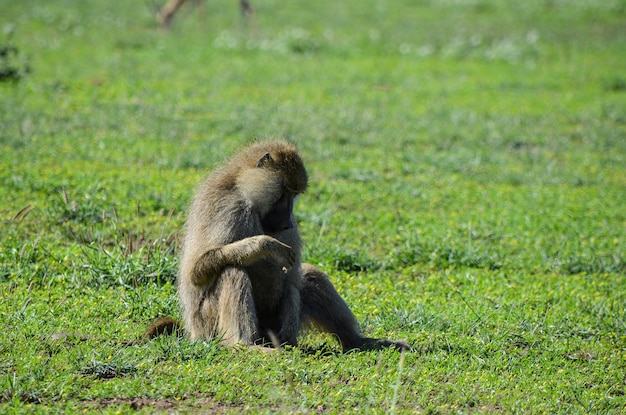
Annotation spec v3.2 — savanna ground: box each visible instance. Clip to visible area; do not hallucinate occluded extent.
[1,0,625,413]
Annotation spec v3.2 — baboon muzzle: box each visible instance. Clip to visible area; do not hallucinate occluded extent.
[261,193,295,233]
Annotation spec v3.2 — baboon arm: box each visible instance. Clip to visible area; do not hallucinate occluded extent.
[277,282,301,346]
[189,235,294,287]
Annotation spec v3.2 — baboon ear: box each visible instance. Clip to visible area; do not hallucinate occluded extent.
[256,152,273,167]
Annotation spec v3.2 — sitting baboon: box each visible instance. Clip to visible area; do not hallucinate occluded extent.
[176,140,409,351]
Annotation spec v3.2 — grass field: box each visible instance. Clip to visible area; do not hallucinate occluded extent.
[1,0,625,413]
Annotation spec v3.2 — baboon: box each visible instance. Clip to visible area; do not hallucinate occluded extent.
[156,0,254,28]
[177,140,409,351]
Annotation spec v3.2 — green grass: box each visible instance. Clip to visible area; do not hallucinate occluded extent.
[1,0,625,413]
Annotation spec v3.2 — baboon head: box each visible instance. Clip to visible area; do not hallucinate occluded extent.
[236,141,308,233]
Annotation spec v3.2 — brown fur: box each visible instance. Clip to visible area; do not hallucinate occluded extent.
[177,140,409,351]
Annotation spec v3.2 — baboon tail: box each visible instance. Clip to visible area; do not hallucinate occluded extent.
[144,317,183,339]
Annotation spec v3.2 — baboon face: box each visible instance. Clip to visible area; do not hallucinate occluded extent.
[260,191,295,233]
[238,147,307,234]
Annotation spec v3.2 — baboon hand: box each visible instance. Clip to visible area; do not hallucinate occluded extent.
[266,238,295,272]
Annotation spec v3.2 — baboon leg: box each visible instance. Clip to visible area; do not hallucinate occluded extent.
[240,0,254,16]
[300,263,366,351]
[157,0,186,27]
[214,267,259,345]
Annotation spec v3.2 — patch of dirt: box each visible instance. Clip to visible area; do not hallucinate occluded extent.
[81,396,240,413]
[98,398,176,411]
